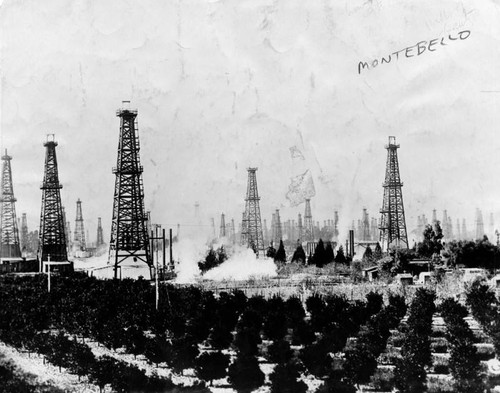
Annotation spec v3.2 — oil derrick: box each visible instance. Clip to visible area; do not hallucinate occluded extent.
[230,219,235,244]
[462,219,468,240]
[262,219,269,246]
[456,218,461,240]
[219,213,226,238]
[74,199,86,251]
[303,198,314,241]
[475,209,484,240]
[432,209,437,225]
[270,213,276,245]
[379,136,408,251]
[39,135,67,262]
[109,104,151,277]
[97,217,104,247]
[274,209,282,244]
[334,211,339,240]
[66,219,72,250]
[242,168,264,255]
[442,210,449,240]
[361,208,370,241]
[20,213,28,254]
[416,216,424,239]
[297,213,303,241]
[371,217,378,241]
[240,211,248,246]
[0,149,21,258]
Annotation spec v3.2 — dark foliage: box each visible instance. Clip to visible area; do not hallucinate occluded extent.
[195,351,230,385]
[269,360,307,393]
[291,244,306,264]
[228,355,264,393]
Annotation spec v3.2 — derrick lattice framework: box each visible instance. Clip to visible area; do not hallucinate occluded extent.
[20,213,28,254]
[74,199,86,251]
[0,149,21,258]
[97,217,104,247]
[303,198,314,242]
[39,136,68,262]
[109,105,151,277]
[242,168,264,255]
[379,136,409,251]
[219,213,226,238]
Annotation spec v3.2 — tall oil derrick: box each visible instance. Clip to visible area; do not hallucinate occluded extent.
[371,217,378,241]
[270,213,276,244]
[456,218,461,240]
[0,149,21,258]
[231,219,235,244]
[219,213,226,238]
[39,135,67,262]
[66,220,72,250]
[210,217,216,239]
[109,104,151,277]
[97,217,104,247]
[379,136,408,251]
[262,219,269,245]
[274,209,282,245]
[73,199,86,251]
[361,208,370,241]
[334,211,339,241]
[442,210,449,239]
[462,219,468,240]
[475,209,484,240]
[242,168,264,255]
[240,211,248,246]
[303,198,314,241]
[447,216,453,240]
[297,213,303,241]
[20,213,28,254]
[432,209,437,225]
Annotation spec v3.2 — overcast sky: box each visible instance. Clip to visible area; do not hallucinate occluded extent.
[1,0,500,245]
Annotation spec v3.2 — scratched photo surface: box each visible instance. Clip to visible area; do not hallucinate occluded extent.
[0,0,497,243]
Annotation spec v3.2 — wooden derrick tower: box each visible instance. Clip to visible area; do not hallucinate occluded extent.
[0,149,21,258]
[39,135,68,262]
[379,136,409,251]
[108,102,151,278]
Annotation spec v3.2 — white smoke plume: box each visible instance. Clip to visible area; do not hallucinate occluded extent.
[202,247,277,281]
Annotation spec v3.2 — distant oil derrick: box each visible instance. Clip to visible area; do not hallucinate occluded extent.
[379,136,408,251]
[242,168,264,255]
[230,218,235,244]
[456,218,461,240]
[39,135,68,262]
[475,208,484,240]
[108,103,151,278]
[297,213,303,242]
[303,198,314,242]
[273,209,282,245]
[74,198,86,251]
[0,149,21,258]
[219,213,226,238]
[361,208,370,241]
[20,213,28,254]
[97,217,104,247]
[462,219,468,240]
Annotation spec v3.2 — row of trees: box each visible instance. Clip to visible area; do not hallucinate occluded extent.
[0,328,177,393]
[1,273,412,391]
[440,298,484,393]
[393,288,436,393]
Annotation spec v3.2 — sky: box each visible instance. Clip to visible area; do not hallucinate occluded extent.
[1,0,500,246]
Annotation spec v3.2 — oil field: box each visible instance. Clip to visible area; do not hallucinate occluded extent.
[2,1,500,393]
